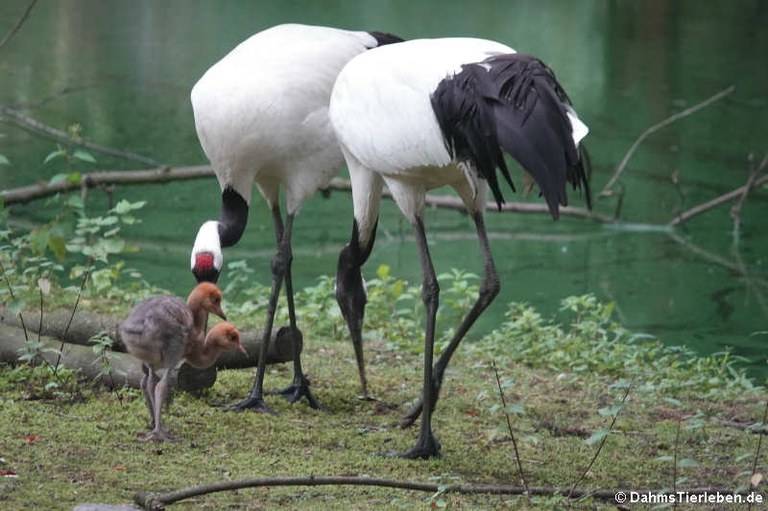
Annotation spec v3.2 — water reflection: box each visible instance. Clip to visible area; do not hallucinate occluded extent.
[0,0,766,377]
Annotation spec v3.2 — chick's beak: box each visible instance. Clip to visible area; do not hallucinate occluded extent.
[213,304,227,321]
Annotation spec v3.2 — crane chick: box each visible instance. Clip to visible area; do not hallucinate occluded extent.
[120,283,244,441]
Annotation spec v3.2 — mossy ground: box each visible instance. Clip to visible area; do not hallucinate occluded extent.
[1,327,765,510]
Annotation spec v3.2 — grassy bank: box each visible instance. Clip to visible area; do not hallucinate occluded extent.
[0,265,765,510]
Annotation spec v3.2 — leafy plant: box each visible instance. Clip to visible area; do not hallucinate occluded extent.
[479,295,757,400]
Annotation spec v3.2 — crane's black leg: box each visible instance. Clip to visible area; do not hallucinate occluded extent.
[336,219,378,401]
[402,215,441,459]
[401,211,499,428]
[272,212,323,409]
[230,206,289,413]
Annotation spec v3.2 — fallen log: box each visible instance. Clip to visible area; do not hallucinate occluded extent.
[0,306,299,369]
[0,318,299,391]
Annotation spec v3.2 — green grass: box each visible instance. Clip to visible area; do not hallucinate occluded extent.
[1,277,765,510]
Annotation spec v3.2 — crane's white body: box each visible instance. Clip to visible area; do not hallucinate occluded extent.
[191,24,382,212]
[331,37,588,237]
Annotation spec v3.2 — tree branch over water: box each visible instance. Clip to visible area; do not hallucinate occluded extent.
[0,106,161,167]
[600,85,736,198]
[0,0,38,50]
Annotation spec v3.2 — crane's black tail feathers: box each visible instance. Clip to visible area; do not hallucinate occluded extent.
[430,53,591,219]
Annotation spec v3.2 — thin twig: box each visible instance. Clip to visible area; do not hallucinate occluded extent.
[0,106,161,167]
[0,0,38,50]
[731,154,767,245]
[53,258,92,376]
[491,361,529,494]
[132,477,734,510]
[669,173,768,227]
[600,85,736,197]
[568,380,634,497]
[747,399,768,511]
[0,260,29,341]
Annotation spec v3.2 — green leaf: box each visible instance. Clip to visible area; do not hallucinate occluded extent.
[72,149,96,163]
[38,278,51,296]
[101,238,125,254]
[7,299,24,316]
[0,154,9,165]
[677,458,699,468]
[376,264,390,281]
[504,404,525,415]
[66,172,82,184]
[598,404,622,417]
[48,173,68,185]
[44,149,65,164]
[585,428,609,445]
[48,235,68,262]
[655,455,674,462]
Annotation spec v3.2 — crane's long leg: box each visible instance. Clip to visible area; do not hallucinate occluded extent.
[401,211,500,428]
[141,368,177,442]
[272,211,322,409]
[141,363,160,430]
[231,207,320,412]
[402,215,442,459]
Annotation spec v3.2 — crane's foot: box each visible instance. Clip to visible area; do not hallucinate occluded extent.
[228,395,277,415]
[273,376,324,410]
[400,432,442,459]
[138,429,177,442]
[357,393,378,402]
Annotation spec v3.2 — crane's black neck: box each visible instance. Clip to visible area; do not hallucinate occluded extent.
[218,187,248,248]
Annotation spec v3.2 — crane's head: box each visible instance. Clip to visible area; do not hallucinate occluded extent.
[189,281,227,320]
[191,221,223,283]
[207,321,246,355]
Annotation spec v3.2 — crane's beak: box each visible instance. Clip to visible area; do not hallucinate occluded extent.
[212,305,227,321]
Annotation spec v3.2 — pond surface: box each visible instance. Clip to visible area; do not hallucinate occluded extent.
[1,1,766,378]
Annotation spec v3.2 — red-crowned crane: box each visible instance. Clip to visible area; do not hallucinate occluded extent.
[189,24,402,412]
[120,283,244,441]
[329,37,591,458]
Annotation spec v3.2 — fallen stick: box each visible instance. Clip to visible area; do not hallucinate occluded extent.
[132,476,733,510]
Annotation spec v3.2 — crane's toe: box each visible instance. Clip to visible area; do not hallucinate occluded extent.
[273,376,325,410]
[138,430,178,442]
[401,434,442,459]
[229,396,277,415]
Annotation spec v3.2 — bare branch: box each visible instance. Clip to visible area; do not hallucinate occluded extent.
[669,173,768,227]
[0,165,211,205]
[600,86,736,197]
[0,0,38,50]
[0,105,161,166]
[731,154,768,227]
[132,477,735,510]
[1,166,611,222]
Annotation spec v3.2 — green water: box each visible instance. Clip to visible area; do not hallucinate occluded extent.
[1,1,766,377]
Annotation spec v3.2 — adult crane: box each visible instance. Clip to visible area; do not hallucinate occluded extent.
[189,24,402,412]
[330,37,591,458]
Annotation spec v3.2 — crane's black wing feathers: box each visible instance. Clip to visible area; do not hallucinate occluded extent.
[430,53,591,218]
